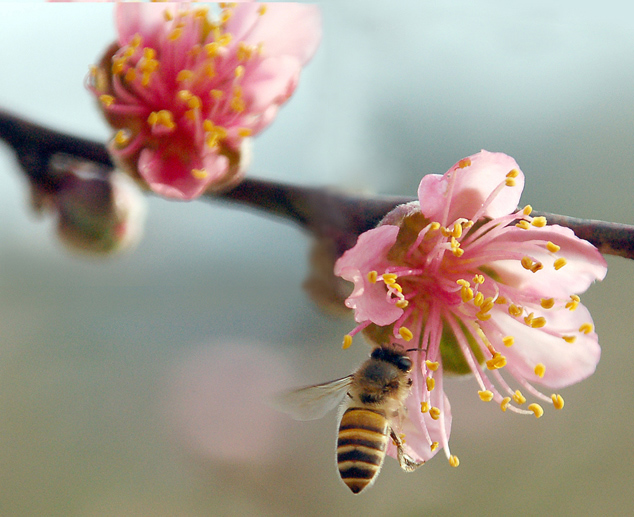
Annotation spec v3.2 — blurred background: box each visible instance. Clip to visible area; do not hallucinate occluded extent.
[1,1,633,515]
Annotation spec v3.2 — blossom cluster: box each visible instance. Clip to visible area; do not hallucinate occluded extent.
[335,151,607,467]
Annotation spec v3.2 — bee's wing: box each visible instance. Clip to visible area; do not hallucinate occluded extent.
[272,375,354,421]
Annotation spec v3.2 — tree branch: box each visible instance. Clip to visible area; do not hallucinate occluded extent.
[1,108,633,260]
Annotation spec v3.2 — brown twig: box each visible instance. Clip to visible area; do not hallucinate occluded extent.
[1,108,633,260]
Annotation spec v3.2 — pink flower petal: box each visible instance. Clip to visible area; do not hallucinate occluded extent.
[334,225,403,326]
[495,304,601,389]
[137,148,228,201]
[227,3,322,64]
[115,3,169,48]
[242,56,302,113]
[418,150,524,223]
[487,224,607,299]
[386,372,452,463]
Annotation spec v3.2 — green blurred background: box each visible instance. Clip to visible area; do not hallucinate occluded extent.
[1,1,633,516]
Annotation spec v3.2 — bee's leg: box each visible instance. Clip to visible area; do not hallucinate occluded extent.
[390,429,425,472]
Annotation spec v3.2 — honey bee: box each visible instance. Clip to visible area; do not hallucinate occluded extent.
[274,344,425,494]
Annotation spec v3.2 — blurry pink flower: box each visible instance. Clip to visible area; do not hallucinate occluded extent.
[88,2,321,200]
[335,150,607,467]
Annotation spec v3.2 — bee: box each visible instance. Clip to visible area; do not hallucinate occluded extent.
[274,344,425,494]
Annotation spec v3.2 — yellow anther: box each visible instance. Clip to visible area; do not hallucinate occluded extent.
[505,178,516,187]
[460,286,474,303]
[529,316,546,329]
[528,403,544,418]
[551,394,565,410]
[579,323,593,334]
[531,216,547,228]
[420,402,429,413]
[473,274,485,285]
[163,9,173,21]
[429,222,441,231]
[562,335,576,343]
[523,205,533,216]
[452,222,463,239]
[342,335,353,350]
[236,42,253,62]
[191,168,208,180]
[124,68,136,83]
[457,279,470,288]
[480,298,495,314]
[258,4,267,15]
[458,158,471,168]
[473,292,484,307]
[143,47,155,60]
[502,336,515,347]
[521,256,534,271]
[530,262,543,273]
[506,169,519,179]
[565,295,580,311]
[218,33,233,47]
[476,311,492,321]
[237,128,252,138]
[495,296,507,305]
[500,397,511,412]
[449,455,460,467]
[99,94,115,107]
[425,360,439,371]
[168,27,183,41]
[524,312,534,326]
[230,96,246,113]
[540,298,555,309]
[516,220,531,230]
[429,407,441,420]
[426,377,435,392]
[176,69,194,82]
[399,327,414,342]
[478,390,494,402]
[512,390,526,405]
[486,353,507,370]
[534,363,546,378]
[205,42,221,57]
[177,89,193,102]
[452,247,465,257]
[187,96,202,110]
[430,441,439,451]
[395,299,409,309]
[390,283,403,293]
[220,10,234,24]
[546,241,561,253]
[234,65,245,79]
[382,273,398,285]
[113,130,130,146]
[554,257,567,270]
[508,304,523,317]
[130,34,142,48]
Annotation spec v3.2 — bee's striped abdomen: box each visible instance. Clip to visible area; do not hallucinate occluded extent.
[336,407,389,494]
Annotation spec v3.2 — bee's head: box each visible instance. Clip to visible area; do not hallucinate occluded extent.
[370,345,412,372]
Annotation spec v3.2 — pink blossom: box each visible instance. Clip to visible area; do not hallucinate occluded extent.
[88,2,321,200]
[334,150,607,467]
